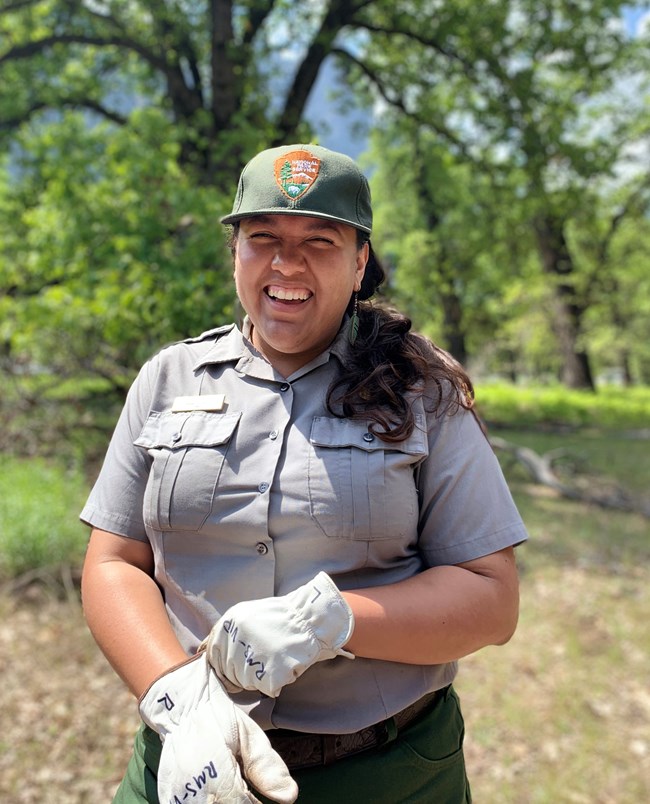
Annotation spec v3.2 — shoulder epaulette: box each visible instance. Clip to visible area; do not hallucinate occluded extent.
[181,324,236,344]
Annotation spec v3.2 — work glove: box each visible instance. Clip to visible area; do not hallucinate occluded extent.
[201,571,355,699]
[139,653,298,804]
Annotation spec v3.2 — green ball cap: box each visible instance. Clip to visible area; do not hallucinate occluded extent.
[221,144,373,234]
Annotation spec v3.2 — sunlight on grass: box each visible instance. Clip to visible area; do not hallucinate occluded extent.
[0,457,89,577]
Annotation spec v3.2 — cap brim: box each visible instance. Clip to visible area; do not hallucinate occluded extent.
[220,208,372,235]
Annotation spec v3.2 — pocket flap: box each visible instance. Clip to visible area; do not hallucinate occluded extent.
[310,415,427,455]
[134,410,241,450]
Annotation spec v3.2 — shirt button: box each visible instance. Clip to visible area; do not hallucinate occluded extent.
[258,482,269,493]
[255,542,269,555]
[279,383,290,392]
[171,432,182,443]
[362,432,375,442]
[269,430,279,440]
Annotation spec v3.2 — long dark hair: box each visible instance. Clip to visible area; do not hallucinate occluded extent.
[327,237,475,443]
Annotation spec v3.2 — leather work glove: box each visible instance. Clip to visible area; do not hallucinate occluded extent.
[201,571,355,699]
[139,653,298,804]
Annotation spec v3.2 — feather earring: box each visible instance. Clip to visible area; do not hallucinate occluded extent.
[348,292,359,346]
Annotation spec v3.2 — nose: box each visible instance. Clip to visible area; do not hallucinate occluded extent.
[271,245,305,274]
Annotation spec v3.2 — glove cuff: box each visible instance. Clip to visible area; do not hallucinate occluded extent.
[138,654,204,737]
[299,571,355,656]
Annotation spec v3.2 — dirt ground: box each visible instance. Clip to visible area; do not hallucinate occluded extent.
[2,565,649,803]
[0,587,137,803]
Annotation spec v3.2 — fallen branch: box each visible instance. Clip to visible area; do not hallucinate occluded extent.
[490,436,650,518]
[0,563,81,602]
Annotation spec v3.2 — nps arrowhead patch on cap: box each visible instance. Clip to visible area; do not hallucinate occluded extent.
[274,150,321,201]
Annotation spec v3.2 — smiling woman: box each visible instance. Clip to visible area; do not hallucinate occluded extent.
[80,143,528,804]
[232,214,368,377]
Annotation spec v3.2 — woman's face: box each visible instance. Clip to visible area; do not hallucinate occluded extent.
[233,214,368,376]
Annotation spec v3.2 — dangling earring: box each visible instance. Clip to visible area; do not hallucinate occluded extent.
[348,292,359,346]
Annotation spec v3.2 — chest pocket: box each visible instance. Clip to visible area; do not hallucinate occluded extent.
[308,416,428,541]
[134,410,241,532]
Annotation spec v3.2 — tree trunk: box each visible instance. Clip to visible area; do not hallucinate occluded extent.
[533,214,596,390]
[440,286,468,367]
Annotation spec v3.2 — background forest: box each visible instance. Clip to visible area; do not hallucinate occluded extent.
[1,0,649,459]
[0,1,649,802]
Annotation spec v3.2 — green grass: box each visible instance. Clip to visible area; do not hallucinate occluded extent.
[0,457,90,578]
[476,382,650,430]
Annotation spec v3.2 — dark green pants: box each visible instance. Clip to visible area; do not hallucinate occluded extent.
[113,687,471,803]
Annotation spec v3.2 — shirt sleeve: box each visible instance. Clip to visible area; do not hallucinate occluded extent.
[416,404,528,567]
[79,355,160,541]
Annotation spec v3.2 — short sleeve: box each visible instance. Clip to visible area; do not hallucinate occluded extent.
[416,405,528,566]
[79,356,160,541]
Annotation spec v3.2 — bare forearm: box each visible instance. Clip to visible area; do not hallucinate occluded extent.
[342,547,520,665]
[81,532,188,698]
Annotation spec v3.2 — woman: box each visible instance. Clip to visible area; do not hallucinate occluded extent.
[81,143,527,804]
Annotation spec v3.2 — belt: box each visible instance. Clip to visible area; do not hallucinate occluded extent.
[268,687,447,771]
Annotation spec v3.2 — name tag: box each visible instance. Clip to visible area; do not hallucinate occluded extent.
[171,394,226,413]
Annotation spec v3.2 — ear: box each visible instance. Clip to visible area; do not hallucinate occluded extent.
[354,241,369,291]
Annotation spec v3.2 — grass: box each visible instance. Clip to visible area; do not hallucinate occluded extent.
[0,457,89,579]
[476,382,650,430]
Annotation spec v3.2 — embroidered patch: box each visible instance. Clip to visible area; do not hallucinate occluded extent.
[274,150,321,200]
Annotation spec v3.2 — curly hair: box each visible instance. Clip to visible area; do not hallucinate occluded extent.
[329,240,475,442]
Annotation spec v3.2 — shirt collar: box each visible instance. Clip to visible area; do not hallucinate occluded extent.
[192,315,353,379]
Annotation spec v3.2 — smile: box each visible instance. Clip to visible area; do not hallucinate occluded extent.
[265,285,313,302]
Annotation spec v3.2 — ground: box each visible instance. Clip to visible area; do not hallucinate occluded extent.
[2,554,649,803]
[0,587,136,803]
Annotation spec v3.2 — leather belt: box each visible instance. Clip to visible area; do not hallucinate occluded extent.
[268,687,447,771]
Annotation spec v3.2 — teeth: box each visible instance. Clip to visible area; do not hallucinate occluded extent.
[267,286,311,301]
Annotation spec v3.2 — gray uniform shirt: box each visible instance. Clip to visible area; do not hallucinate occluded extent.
[81,321,528,733]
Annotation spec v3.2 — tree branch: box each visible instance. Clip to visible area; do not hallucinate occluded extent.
[0,33,168,73]
[491,436,650,517]
[597,176,650,265]
[353,20,475,78]
[210,0,236,125]
[0,99,128,131]
[330,46,484,167]
[241,0,278,49]
[0,0,37,11]
[274,0,360,143]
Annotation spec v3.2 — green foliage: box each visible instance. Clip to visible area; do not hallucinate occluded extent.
[476,382,650,430]
[1,0,649,468]
[362,1,650,386]
[1,110,236,460]
[0,457,89,579]
[2,109,234,370]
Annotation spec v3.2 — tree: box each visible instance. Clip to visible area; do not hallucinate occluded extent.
[0,0,402,186]
[569,175,650,385]
[0,0,391,459]
[367,122,535,372]
[2,0,649,467]
[345,0,650,388]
